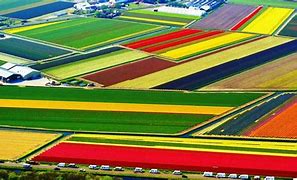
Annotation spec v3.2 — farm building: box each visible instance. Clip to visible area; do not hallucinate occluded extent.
[1,63,41,80]
[0,67,22,83]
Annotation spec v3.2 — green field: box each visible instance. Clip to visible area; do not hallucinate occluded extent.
[279,14,297,38]
[43,49,148,80]
[229,0,297,8]
[0,108,212,134]
[119,9,198,26]
[67,136,296,155]
[0,86,265,107]
[14,18,162,50]
[0,60,5,65]
[0,0,53,14]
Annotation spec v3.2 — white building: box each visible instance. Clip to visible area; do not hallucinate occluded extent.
[0,67,22,83]
[155,6,205,16]
[1,63,41,80]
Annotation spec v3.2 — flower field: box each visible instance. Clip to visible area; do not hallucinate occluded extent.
[248,97,297,139]
[2,1,74,19]
[229,0,297,9]
[82,57,176,86]
[43,49,148,80]
[279,14,297,38]
[242,7,294,35]
[0,37,71,61]
[119,9,198,26]
[32,140,297,177]
[190,4,262,30]
[203,53,297,90]
[112,36,293,89]
[0,0,54,15]
[4,18,163,50]
[0,86,265,134]
[0,130,60,160]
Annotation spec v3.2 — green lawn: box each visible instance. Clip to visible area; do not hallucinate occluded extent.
[229,0,297,8]
[0,86,266,107]
[68,136,297,155]
[43,49,148,80]
[15,18,162,50]
[0,108,213,134]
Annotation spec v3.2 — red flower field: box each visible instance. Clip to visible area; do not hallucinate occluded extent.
[230,6,263,30]
[33,143,297,177]
[124,29,201,49]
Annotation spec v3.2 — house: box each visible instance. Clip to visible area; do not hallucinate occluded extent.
[0,67,22,83]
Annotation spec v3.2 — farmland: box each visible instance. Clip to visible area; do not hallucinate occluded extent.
[242,7,294,35]
[248,97,297,139]
[119,9,198,26]
[203,53,297,90]
[2,1,75,19]
[43,49,148,80]
[0,37,71,61]
[279,14,297,38]
[0,0,54,15]
[229,0,297,9]
[0,86,265,134]
[66,134,297,156]
[5,18,163,50]
[33,142,297,177]
[190,4,262,30]
[112,36,293,89]
[0,130,60,161]
[82,57,176,86]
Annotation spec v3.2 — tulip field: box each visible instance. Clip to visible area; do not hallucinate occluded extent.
[0,130,60,161]
[0,0,297,178]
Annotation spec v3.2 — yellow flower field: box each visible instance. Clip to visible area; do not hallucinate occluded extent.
[0,130,60,160]
[68,134,297,157]
[160,32,256,59]
[0,99,233,115]
[111,36,293,89]
[4,21,65,34]
[243,7,294,35]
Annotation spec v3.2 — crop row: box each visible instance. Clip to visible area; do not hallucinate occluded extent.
[32,142,297,177]
[155,39,297,90]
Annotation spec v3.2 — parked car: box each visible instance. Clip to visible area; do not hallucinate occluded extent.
[114,167,124,171]
[216,173,226,178]
[134,167,144,173]
[54,167,61,171]
[22,163,32,170]
[203,172,213,177]
[57,163,66,168]
[254,176,261,180]
[173,170,182,175]
[239,174,249,179]
[264,176,275,180]
[79,168,86,172]
[100,165,111,171]
[149,169,160,174]
[88,165,98,170]
[26,161,39,165]
[228,174,238,179]
[68,163,78,168]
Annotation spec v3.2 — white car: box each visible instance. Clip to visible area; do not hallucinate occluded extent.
[203,172,213,177]
[114,167,124,171]
[216,173,226,178]
[134,167,144,173]
[264,176,275,180]
[172,170,182,175]
[228,174,238,179]
[88,165,97,169]
[239,174,249,179]
[100,165,111,171]
[57,163,66,168]
[149,169,160,174]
